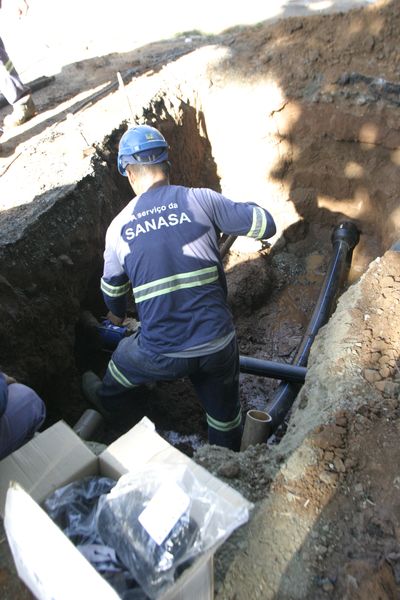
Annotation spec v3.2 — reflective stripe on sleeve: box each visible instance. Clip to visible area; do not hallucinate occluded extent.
[206,410,242,432]
[101,278,131,298]
[247,206,267,239]
[133,266,219,303]
[5,59,13,73]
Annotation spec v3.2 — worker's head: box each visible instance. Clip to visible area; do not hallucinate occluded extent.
[117,124,169,176]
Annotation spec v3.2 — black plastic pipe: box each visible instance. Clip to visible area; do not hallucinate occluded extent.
[239,356,306,383]
[265,221,360,435]
[220,234,237,258]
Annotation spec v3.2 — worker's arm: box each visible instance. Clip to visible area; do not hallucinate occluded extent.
[200,189,276,241]
[100,224,131,320]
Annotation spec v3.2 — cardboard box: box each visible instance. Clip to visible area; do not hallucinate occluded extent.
[0,420,96,518]
[1,417,252,600]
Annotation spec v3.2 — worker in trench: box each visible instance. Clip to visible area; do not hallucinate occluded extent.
[82,124,276,450]
[0,371,46,459]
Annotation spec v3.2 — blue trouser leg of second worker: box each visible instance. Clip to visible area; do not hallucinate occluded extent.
[98,333,243,450]
[0,36,30,105]
[0,383,46,460]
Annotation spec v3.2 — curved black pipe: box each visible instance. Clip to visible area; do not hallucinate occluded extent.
[220,234,237,258]
[239,355,306,383]
[265,221,360,434]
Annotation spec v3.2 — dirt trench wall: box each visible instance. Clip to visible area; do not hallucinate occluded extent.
[0,96,221,419]
[0,160,125,413]
[153,42,400,264]
[271,101,400,252]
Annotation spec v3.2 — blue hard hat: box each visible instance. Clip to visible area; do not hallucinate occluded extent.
[118,125,169,176]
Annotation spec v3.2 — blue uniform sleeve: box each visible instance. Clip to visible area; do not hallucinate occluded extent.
[0,372,8,419]
[100,222,131,318]
[196,189,276,240]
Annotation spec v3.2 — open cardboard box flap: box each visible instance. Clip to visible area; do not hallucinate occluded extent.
[0,420,96,518]
[5,482,121,600]
[100,417,248,508]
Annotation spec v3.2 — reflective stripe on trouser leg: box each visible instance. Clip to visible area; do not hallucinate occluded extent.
[206,409,243,451]
[97,333,190,410]
[98,357,141,410]
[189,336,242,450]
[107,359,138,389]
[0,36,30,104]
[206,410,242,432]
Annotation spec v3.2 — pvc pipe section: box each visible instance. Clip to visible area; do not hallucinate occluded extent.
[73,409,104,440]
[240,410,272,451]
[263,221,360,437]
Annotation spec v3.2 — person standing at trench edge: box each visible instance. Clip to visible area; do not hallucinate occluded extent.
[0,0,36,135]
[82,124,276,450]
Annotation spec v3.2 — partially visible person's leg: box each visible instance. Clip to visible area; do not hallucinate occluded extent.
[190,336,242,451]
[0,36,35,126]
[0,383,46,460]
[0,36,29,104]
[83,332,242,450]
[83,333,190,412]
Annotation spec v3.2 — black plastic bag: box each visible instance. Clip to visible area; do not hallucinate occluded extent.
[44,476,116,545]
[44,476,149,598]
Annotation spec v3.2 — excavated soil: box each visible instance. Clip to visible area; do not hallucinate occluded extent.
[1,1,400,599]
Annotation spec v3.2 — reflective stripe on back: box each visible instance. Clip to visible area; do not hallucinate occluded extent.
[133,266,219,303]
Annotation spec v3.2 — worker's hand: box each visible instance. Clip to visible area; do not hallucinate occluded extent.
[3,373,17,385]
[123,317,140,333]
[106,310,125,326]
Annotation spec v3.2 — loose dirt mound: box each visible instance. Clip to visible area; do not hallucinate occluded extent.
[200,250,400,599]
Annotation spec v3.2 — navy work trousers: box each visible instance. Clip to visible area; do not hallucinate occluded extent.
[0,36,30,105]
[98,333,243,450]
[0,383,46,460]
